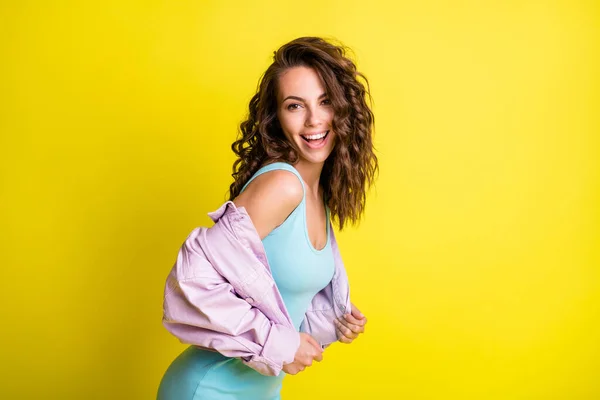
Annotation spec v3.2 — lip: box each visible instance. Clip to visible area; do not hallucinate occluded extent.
[301,130,330,149]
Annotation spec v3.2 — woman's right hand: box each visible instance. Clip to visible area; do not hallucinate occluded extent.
[282,333,323,375]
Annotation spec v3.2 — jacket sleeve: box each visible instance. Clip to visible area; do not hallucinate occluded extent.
[162,229,300,377]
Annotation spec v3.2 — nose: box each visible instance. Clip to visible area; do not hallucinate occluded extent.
[305,106,325,127]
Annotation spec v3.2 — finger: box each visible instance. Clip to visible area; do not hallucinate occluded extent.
[343,313,366,326]
[351,303,364,319]
[285,363,300,375]
[335,318,359,338]
[338,316,363,333]
[313,351,323,362]
[306,335,323,353]
[309,345,324,361]
[300,356,313,367]
[293,362,307,373]
[335,326,353,344]
[339,318,363,335]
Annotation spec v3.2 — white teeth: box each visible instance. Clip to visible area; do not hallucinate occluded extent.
[303,131,328,140]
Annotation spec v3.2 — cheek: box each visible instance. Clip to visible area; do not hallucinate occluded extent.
[278,119,293,138]
[325,108,335,122]
[278,120,296,142]
[280,114,303,134]
[329,131,337,147]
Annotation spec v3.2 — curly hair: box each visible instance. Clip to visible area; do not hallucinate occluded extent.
[228,36,378,231]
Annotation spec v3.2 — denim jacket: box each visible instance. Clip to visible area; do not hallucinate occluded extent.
[162,200,351,376]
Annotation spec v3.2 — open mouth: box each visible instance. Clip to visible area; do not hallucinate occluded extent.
[301,130,330,143]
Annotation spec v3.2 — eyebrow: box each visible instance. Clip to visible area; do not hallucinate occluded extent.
[282,93,328,102]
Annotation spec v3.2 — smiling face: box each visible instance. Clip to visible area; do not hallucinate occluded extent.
[276,66,336,167]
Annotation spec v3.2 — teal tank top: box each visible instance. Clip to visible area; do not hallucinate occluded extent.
[157,162,335,400]
[240,162,335,330]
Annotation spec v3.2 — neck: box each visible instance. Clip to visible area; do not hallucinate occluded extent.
[293,160,323,195]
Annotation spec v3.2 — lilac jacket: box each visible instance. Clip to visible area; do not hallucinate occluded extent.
[162,200,352,376]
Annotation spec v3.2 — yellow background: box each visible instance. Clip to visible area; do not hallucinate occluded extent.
[1,1,598,399]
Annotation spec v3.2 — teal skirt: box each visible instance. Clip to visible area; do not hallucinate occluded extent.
[157,346,284,400]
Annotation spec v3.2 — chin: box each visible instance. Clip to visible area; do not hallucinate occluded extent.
[295,144,334,165]
[305,151,332,163]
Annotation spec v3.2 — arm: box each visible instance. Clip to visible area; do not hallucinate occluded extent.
[232,169,303,239]
[163,228,300,376]
[232,169,324,374]
[163,169,318,376]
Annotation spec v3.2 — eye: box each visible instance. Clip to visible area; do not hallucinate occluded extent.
[321,98,332,105]
[286,103,301,111]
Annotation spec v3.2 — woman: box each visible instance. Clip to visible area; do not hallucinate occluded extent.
[158,36,378,400]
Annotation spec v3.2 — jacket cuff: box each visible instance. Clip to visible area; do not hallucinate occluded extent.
[261,322,300,365]
[242,323,300,376]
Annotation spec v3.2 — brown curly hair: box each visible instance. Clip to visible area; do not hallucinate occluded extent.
[228,36,378,231]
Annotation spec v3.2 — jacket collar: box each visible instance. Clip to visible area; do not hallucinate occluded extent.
[207,200,244,223]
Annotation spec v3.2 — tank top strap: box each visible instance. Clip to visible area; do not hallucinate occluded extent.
[240,162,306,201]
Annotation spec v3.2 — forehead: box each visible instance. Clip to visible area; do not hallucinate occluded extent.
[277,66,326,101]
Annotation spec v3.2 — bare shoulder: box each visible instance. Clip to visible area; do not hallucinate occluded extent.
[232,169,303,239]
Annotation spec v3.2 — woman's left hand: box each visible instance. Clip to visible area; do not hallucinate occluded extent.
[334,303,367,344]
